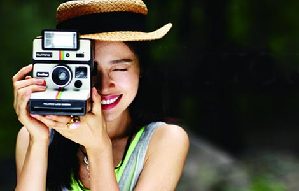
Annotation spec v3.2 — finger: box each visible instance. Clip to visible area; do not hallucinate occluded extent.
[86,98,92,112]
[45,115,71,124]
[25,76,32,80]
[67,122,81,130]
[91,87,102,115]
[29,84,47,92]
[17,88,31,122]
[14,78,46,90]
[49,117,80,130]
[15,85,46,103]
[15,85,46,111]
[12,64,32,83]
[32,115,67,129]
[52,128,80,144]
[14,84,46,107]
[13,65,36,104]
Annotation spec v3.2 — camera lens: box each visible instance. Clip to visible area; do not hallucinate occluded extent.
[52,65,72,87]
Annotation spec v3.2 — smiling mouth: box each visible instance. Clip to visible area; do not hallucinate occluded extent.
[101,96,120,105]
[101,95,122,109]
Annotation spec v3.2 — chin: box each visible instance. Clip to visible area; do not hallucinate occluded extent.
[103,106,130,123]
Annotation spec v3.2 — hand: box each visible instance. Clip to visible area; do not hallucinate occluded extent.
[33,88,111,151]
[12,64,49,142]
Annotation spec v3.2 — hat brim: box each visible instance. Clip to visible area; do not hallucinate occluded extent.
[80,23,172,41]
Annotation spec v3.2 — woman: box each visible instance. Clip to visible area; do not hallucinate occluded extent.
[13,0,189,190]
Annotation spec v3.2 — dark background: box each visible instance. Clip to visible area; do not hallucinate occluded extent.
[1,0,299,190]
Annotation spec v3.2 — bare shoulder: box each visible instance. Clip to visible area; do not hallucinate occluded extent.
[152,123,189,147]
[147,123,190,159]
[136,123,189,190]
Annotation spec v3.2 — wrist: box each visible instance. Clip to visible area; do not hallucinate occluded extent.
[85,133,112,152]
[86,143,114,169]
[29,134,50,146]
[86,139,112,155]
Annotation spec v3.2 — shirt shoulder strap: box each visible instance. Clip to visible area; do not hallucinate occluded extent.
[118,122,165,191]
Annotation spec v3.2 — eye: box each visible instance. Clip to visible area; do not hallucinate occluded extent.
[113,68,127,71]
[111,63,130,72]
[111,65,128,71]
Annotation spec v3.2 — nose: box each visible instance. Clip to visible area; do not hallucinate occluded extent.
[95,71,115,94]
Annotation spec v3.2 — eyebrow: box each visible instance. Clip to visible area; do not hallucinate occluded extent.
[110,58,133,64]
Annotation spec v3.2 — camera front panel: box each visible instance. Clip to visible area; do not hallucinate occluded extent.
[32,63,91,93]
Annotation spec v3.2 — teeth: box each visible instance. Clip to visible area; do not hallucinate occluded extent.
[101,96,119,105]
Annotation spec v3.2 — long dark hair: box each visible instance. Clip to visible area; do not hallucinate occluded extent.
[46,41,167,190]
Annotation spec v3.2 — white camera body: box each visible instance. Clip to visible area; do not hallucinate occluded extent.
[29,31,94,116]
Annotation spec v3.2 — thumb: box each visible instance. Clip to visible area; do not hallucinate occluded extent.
[91,87,102,115]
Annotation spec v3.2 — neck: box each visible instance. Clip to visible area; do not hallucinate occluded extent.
[106,110,132,140]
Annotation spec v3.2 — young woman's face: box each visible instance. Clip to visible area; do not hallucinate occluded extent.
[94,41,140,121]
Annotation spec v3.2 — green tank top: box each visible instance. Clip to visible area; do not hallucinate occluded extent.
[67,122,163,191]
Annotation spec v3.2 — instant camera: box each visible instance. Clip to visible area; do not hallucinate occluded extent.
[29,30,94,116]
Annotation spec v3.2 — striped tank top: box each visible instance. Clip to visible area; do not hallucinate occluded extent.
[64,122,164,191]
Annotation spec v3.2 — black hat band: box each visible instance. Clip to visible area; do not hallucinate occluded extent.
[56,12,146,35]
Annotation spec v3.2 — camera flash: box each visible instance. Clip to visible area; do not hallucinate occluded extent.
[43,30,78,50]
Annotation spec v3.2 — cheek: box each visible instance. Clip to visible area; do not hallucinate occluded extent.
[118,74,139,95]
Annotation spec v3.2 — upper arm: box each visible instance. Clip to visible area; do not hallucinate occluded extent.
[15,126,30,180]
[135,124,190,191]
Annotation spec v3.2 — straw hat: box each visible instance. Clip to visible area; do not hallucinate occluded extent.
[56,0,172,41]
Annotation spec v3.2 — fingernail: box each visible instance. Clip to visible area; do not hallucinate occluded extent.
[69,122,80,129]
[39,85,47,89]
[30,114,38,118]
[36,79,46,86]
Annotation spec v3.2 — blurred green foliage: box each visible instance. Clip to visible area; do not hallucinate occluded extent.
[0,0,61,158]
[250,176,285,191]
